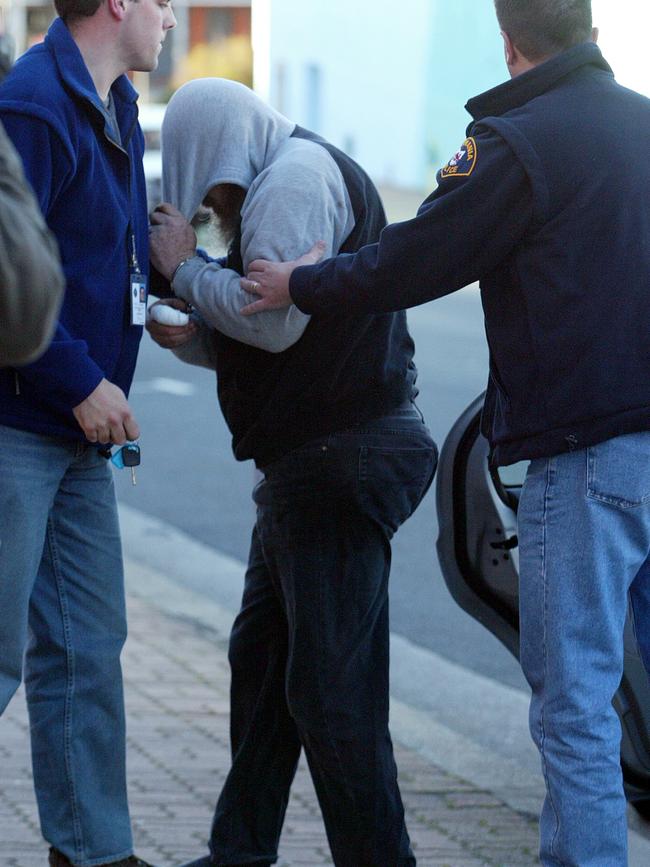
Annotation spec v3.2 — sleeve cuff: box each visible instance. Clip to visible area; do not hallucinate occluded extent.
[290,265,319,314]
[62,363,105,409]
[172,256,218,302]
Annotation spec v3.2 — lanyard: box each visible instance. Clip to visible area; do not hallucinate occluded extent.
[129,227,147,326]
[124,139,147,326]
[102,93,148,327]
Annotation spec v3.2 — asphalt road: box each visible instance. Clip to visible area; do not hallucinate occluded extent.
[115,280,528,692]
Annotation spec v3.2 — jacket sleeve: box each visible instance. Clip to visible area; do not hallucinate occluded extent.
[289,127,534,315]
[172,148,354,353]
[171,313,219,370]
[0,119,65,366]
[0,111,105,405]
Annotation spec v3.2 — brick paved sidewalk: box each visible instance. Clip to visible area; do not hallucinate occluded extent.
[1,593,539,867]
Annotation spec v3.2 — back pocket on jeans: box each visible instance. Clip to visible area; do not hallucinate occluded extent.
[359,444,437,536]
[586,433,650,509]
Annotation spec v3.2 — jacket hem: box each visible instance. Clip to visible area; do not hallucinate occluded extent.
[490,407,650,466]
[247,388,416,468]
[0,413,87,442]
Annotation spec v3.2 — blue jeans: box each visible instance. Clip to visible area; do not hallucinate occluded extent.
[0,424,133,866]
[518,431,650,866]
[206,408,437,867]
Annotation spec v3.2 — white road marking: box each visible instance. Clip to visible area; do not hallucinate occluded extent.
[130,377,196,396]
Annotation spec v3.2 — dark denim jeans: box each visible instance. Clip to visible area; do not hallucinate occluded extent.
[207,407,437,867]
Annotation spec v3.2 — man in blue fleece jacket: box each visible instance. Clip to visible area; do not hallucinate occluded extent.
[0,0,175,865]
[241,2,650,865]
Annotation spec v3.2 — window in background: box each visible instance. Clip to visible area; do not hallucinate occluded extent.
[274,60,288,116]
[174,5,252,90]
[305,63,322,133]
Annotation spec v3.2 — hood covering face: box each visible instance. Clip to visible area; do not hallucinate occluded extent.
[161,77,295,221]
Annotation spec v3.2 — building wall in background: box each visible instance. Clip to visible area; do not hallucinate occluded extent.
[0,0,252,101]
[259,0,434,190]
[256,0,504,191]
[0,0,508,190]
[425,3,503,187]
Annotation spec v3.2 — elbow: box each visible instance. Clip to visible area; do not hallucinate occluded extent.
[260,325,306,353]
[260,312,310,353]
[261,335,298,354]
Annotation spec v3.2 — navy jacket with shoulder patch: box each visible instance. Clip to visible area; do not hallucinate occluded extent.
[289,43,650,466]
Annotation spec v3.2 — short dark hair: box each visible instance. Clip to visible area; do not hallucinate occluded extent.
[54,0,104,23]
[494,0,592,61]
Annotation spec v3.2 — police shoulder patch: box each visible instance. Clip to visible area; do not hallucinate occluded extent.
[440,137,478,179]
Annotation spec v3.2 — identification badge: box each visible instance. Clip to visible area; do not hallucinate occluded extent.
[130,272,148,326]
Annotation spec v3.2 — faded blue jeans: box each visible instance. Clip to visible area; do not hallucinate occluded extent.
[205,407,437,867]
[518,431,650,867]
[0,424,133,866]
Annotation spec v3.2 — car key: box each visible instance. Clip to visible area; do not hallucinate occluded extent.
[110,441,141,485]
[121,442,141,486]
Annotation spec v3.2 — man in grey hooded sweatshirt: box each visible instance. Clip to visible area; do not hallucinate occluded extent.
[148,77,436,867]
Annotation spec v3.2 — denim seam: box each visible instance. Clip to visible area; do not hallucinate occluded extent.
[315,539,354,815]
[359,446,367,483]
[586,491,650,509]
[539,458,565,866]
[413,449,437,510]
[630,588,642,652]
[345,426,427,436]
[46,517,85,862]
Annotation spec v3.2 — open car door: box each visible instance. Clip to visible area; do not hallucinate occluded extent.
[436,393,650,811]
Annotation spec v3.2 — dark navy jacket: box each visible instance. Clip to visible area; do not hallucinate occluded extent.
[290,44,650,466]
[0,18,147,440]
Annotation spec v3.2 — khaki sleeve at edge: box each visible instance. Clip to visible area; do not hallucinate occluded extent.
[0,119,65,367]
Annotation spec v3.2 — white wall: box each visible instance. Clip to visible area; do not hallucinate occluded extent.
[258,0,434,189]
[592,0,650,97]
[257,2,650,193]
[424,1,503,186]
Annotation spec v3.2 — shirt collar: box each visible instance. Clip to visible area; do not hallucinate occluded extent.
[45,17,139,114]
[466,42,613,122]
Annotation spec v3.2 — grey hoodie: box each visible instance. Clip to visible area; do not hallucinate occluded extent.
[161,78,354,356]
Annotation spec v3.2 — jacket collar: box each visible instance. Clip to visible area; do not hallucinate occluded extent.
[466,42,613,122]
[45,17,138,116]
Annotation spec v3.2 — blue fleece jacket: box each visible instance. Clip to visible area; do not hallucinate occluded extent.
[0,17,148,440]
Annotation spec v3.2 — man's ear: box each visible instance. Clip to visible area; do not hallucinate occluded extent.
[500,30,516,68]
[591,26,599,44]
[107,0,127,21]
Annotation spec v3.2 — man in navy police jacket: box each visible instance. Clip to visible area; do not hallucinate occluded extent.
[241,1,650,865]
[0,0,174,865]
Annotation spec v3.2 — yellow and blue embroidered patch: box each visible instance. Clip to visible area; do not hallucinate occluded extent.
[440,137,478,179]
